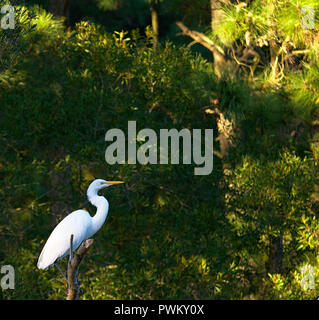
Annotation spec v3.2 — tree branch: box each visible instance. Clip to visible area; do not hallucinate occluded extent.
[66,237,94,300]
[176,21,225,58]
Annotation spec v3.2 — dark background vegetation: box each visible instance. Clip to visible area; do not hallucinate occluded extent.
[0,0,319,299]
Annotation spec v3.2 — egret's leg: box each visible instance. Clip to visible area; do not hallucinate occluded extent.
[74,270,83,297]
[65,234,74,282]
[54,262,68,281]
[65,258,69,277]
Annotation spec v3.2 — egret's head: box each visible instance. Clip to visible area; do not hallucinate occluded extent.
[87,179,124,199]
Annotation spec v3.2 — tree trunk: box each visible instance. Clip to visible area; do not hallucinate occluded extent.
[267,235,283,274]
[49,0,70,24]
[66,237,94,300]
[211,0,230,78]
[211,0,227,36]
[213,105,235,163]
[176,2,236,161]
[210,1,236,164]
[150,0,159,51]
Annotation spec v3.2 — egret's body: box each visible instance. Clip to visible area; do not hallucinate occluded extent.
[37,179,123,270]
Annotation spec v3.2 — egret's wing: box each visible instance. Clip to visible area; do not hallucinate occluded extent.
[37,210,92,269]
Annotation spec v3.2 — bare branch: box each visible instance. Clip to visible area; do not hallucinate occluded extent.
[69,234,74,261]
[176,21,225,58]
[66,237,94,300]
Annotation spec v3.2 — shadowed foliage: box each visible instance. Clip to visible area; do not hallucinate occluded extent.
[0,2,318,300]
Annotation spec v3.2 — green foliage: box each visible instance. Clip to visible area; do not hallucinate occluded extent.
[213,1,268,47]
[225,149,319,298]
[214,0,319,46]
[0,7,229,300]
[0,3,318,300]
[211,0,319,92]
[287,63,319,119]
[0,2,36,73]
[277,0,319,45]
[227,151,317,245]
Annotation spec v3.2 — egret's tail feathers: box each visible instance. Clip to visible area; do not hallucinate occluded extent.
[37,250,52,269]
[37,257,48,269]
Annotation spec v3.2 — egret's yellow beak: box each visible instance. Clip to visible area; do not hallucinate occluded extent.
[106,181,124,185]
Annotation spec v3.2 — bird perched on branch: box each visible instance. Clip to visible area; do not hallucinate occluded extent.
[37,179,124,276]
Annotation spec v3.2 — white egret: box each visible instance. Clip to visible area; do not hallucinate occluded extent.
[37,179,124,275]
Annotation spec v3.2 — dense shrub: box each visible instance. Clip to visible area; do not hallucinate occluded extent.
[0,5,318,300]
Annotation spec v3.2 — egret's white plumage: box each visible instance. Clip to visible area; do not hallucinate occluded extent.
[37,179,123,270]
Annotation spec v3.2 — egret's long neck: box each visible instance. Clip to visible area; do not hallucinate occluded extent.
[87,191,109,238]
